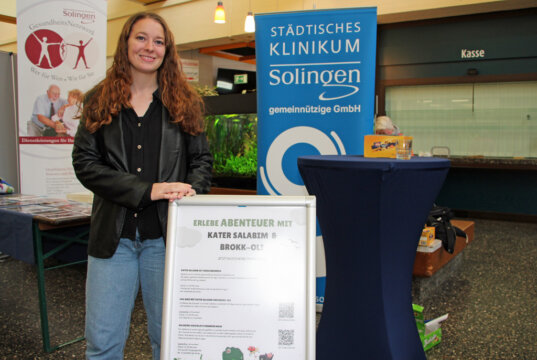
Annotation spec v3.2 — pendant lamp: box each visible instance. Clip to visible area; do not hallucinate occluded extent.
[244,11,255,32]
[214,1,225,24]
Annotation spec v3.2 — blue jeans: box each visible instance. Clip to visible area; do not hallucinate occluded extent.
[85,236,165,360]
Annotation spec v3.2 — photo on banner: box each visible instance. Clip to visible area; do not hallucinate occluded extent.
[16,0,107,197]
[255,8,378,308]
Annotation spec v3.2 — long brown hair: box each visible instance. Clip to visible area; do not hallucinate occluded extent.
[82,12,204,135]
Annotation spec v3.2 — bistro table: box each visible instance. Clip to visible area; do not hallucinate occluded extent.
[0,194,91,353]
[297,155,450,360]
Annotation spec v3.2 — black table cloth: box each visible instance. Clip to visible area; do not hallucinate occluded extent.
[298,155,450,360]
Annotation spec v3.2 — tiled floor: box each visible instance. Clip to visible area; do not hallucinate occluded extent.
[420,219,537,360]
[0,218,536,359]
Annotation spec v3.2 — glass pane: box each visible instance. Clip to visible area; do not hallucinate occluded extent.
[385,81,537,157]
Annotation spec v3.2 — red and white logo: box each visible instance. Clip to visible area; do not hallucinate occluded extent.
[25,29,66,69]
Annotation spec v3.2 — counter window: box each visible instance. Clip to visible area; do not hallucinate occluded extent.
[385,81,537,158]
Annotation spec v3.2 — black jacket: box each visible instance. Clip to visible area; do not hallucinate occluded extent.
[72,104,213,258]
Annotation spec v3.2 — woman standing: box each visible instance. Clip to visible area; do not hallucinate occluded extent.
[72,12,213,360]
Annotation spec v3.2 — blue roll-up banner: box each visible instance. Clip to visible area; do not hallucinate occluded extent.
[255,8,377,307]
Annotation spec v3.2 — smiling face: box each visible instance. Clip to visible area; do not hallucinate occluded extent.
[47,85,60,102]
[127,17,166,77]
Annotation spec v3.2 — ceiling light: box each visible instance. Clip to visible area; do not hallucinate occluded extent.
[214,1,225,24]
[244,12,255,32]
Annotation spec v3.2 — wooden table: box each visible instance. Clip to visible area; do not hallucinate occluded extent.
[413,220,475,277]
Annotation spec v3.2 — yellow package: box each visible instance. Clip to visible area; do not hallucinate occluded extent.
[419,227,436,247]
[364,135,412,158]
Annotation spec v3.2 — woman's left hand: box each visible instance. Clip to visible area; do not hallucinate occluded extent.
[151,182,194,201]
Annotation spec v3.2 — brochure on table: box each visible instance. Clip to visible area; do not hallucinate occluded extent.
[161,195,316,360]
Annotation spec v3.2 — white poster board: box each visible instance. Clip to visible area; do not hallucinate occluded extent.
[162,195,316,360]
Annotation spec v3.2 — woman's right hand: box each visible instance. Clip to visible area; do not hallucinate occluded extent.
[151,182,193,201]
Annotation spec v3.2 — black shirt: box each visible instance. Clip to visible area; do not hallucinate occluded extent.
[120,90,163,241]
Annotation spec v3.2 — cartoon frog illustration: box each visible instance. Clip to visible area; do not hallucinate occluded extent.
[222,347,243,360]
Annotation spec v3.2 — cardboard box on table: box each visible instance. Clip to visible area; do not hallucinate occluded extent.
[364,135,413,158]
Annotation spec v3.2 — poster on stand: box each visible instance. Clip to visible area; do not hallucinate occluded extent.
[255,8,378,308]
[161,195,316,360]
[16,0,107,197]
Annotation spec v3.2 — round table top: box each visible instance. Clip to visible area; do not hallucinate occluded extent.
[298,155,451,170]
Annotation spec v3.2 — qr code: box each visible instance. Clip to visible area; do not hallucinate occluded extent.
[279,303,294,319]
[278,329,294,346]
